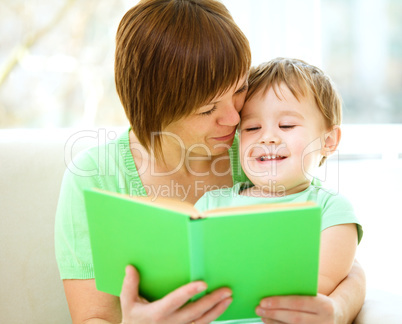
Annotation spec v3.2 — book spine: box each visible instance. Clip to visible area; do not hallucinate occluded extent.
[188,219,206,301]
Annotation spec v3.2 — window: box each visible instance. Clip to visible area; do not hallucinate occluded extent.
[1,0,401,127]
[226,0,402,124]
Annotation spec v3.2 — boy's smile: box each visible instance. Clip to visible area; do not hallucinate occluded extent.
[239,82,330,196]
[256,154,287,161]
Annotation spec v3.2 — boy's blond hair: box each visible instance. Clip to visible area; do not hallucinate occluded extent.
[246,57,342,128]
[115,0,251,159]
[246,58,342,166]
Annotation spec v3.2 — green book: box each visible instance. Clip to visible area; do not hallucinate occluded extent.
[84,189,321,321]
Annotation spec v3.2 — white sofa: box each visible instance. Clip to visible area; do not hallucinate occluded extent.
[1,128,401,324]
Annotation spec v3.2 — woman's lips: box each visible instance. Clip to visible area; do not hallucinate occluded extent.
[212,129,236,141]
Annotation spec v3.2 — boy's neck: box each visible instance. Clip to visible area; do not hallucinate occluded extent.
[240,180,311,198]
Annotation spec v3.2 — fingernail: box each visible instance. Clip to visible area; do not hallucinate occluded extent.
[125,266,131,277]
[256,307,265,316]
[197,283,207,292]
[221,291,232,300]
[223,297,232,307]
[261,299,271,308]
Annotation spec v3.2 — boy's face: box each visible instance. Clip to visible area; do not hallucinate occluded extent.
[239,82,329,195]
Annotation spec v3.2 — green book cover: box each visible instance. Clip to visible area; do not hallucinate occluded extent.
[84,189,321,321]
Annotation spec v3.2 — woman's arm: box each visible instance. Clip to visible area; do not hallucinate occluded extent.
[63,266,233,324]
[63,279,121,324]
[329,260,366,323]
[256,260,366,324]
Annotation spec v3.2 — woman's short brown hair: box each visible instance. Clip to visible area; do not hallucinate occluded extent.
[246,58,342,128]
[115,0,251,157]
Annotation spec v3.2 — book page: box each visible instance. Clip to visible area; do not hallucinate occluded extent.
[91,188,200,218]
[202,201,317,217]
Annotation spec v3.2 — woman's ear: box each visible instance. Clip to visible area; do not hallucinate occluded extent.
[321,125,341,158]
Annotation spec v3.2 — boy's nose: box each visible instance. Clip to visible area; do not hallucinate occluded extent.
[260,133,281,144]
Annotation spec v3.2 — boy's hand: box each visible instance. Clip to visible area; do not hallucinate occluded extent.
[255,294,340,324]
[120,265,233,324]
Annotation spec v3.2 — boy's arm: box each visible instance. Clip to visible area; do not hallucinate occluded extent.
[318,224,358,295]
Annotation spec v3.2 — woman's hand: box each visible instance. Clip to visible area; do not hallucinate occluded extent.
[120,265,233,324]
[255,294,341,324]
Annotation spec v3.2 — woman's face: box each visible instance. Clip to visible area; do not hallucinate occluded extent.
[163,74,248,157]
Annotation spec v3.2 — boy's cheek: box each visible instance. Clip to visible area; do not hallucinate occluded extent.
[300,137,324,159]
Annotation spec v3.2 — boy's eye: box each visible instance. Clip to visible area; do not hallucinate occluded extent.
[244,126,261,132]
[200,106,217,116]
[280,125,296,129]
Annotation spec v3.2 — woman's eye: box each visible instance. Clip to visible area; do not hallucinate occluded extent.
[280,125,296,129]
[235,84,248,94]
[200,106,217,116]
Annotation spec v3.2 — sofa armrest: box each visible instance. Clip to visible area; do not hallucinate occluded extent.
[354,288,402,324]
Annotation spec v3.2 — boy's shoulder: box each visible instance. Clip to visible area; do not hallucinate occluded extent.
[194,182,247,212]
[309,184,353,210]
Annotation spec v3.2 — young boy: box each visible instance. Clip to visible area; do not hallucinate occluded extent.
[195,58,363,299]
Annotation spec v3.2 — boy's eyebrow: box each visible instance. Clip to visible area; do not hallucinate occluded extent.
[240,113,254,122]
[278,110,305,119]
[240,110,305,122]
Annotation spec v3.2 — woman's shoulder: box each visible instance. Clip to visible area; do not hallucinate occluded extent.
[66,145,101,176]
[66,128,130,175]
[60,128,132,191]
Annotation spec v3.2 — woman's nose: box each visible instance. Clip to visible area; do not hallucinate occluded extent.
[217,104,240,126]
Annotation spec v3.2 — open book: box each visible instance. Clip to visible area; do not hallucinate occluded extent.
[84,188,321,321]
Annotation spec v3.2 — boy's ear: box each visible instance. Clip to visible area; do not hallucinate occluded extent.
[321,125,341,157]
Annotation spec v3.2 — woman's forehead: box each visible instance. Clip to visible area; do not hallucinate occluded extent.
[208,74,249,103]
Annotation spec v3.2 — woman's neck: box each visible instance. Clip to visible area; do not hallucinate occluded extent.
[129,130,229,178]
[128,131,233,204]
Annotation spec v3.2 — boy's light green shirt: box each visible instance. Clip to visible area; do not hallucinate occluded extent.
[195,182,363,244]
[195,183,363,323]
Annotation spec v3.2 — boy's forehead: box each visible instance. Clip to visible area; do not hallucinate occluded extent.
[241,108,305,121]
[240,98,260,120]
[240,84,313,121]
[240,112,253,121]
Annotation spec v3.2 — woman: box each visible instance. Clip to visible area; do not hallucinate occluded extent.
[55,0,365,323]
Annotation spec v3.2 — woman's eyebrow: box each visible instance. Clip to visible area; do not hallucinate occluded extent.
[206,81,249,106]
